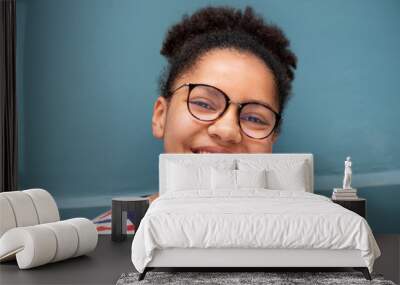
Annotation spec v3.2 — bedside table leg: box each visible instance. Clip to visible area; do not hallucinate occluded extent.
[112,201,126,242]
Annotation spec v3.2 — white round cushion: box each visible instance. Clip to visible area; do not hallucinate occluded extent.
[0,218,98,269]
[0,191,39,227]
[23,189,60,224]
[0,189,59,238]
[65,218,98,257]
[0,226,57,269]
[42,221,79,262]
[0,196,17,237]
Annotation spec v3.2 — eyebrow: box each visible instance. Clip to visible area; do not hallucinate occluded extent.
[241,99,276,110]
[230,97,279,114]
[209,85,277,112]
[205,86,277,111]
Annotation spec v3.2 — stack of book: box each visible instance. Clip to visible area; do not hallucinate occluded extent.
[332,188,358,200]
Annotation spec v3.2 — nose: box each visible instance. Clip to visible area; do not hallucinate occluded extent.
[207,105,242,144]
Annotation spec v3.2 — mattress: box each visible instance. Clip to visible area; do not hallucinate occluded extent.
[131,189,380,273]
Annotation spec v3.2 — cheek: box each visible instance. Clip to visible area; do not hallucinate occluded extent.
[244,137,274,153]
[163,101,204,152]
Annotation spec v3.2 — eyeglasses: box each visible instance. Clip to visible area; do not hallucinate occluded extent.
[169,83,281,139]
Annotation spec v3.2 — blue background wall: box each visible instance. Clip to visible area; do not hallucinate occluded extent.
[16,0,400,233]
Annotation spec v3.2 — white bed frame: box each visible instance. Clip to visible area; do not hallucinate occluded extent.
[140,154,370,280]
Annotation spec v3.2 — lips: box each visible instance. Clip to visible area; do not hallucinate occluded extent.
[190,146,233,154]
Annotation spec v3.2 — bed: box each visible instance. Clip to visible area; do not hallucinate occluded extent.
[131,154,380,281]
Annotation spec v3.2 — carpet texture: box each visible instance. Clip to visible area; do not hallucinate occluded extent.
[116,271,396,285]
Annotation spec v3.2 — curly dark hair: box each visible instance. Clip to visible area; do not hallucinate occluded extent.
[159,6,297,134]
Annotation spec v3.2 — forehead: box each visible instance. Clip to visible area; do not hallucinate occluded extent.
[179,48,278,110]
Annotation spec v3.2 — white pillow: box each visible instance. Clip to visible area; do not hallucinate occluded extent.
[266,161,307,191]
[211,168,236,190]
[236,169,267,189]
[166,159,236,192]
[211,168,268,190]
[238,159,308,191]
[167,162,210,191]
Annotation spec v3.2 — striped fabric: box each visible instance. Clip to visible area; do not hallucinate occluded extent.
[92,210,135,235]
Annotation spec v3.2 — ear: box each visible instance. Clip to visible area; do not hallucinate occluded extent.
[152,96,168,139]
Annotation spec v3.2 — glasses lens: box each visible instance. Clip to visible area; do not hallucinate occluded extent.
[239,103,277,139]
[188,85,226,121]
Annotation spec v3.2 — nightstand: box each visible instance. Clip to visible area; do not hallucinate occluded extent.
[111,196,149,242]
[332,198,366,218]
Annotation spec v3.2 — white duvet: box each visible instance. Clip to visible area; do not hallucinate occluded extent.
[131,190,380,273]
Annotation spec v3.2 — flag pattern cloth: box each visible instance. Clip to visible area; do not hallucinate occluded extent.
[92,210,136,235]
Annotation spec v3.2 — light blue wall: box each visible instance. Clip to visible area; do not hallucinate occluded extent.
[16,0,400,232]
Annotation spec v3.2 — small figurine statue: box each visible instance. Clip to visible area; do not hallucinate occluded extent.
[342,156,352,190]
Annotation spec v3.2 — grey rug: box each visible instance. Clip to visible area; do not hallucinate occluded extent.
[116,271,396,285]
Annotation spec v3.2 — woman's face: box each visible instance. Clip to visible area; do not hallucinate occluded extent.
[152,49,279,153]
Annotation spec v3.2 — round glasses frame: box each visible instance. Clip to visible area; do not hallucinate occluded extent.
[169,83,281,140]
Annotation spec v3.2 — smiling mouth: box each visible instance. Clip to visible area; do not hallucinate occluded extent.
[190,147,232,154]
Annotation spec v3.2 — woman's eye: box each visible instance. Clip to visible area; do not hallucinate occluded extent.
[189,100,215,110]
[240,115,268,125]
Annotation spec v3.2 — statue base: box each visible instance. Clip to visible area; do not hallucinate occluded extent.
[334,188,357,192]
